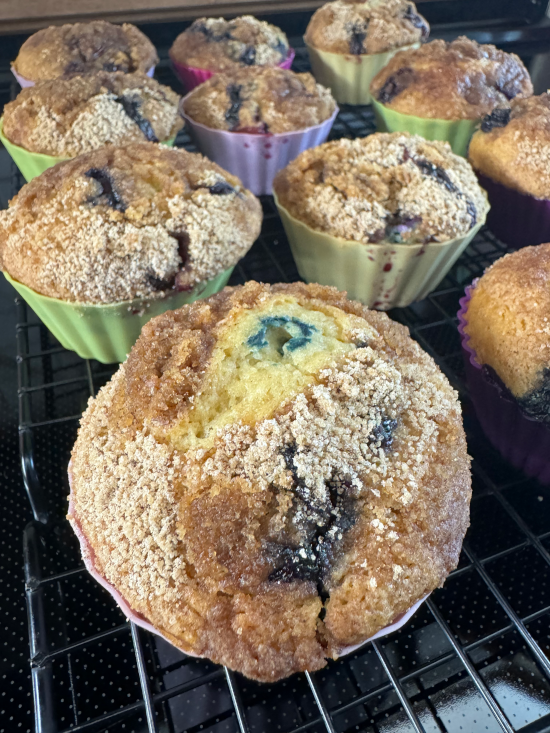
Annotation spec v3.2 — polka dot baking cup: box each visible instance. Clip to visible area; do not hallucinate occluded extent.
[458,282,550,484]
[170,49,295,92]
[181,103,338,196]
[11,63,156,87]
[3,267,233,364]
[67,460,430,665]
[475,171,550,250]
[0,117,175,182]
[371,98,478,157]
[305,42,419,105]
[274,193,488,310]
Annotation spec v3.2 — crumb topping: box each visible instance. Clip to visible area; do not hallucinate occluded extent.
[273,132,487,244]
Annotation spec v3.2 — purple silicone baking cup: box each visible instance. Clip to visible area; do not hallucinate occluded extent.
[11,64,156,87]
[476,172,550,250]
[181,102,338,195]
[170,48,295,92]
[458,282,550,484]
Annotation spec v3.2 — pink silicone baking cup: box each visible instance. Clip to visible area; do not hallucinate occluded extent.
[458,282,550,484]
[11,64,156,87]
[476,172,550,250]
[68,460,429,665]
[181,102,338,195]
[170,48,295,91]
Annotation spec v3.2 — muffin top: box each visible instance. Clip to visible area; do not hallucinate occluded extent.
[370,37,533,120]
[169,16,289,72]
[3,72,183,157]
[469,94,550,200]
[182,66,336,134]
[273,132,488,244]
[304,0,429,55]
[70,280,470,681]
[12,22,158,83]
[464,244,550,423]
[0,143,261,304]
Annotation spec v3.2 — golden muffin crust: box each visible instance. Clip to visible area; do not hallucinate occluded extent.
[370,37,532,120]
[464,244,550,423]
[169,16,289,72]
[12,22,158,83]
[182,66,336,134]
[273,132,487,244]
[469,94,550,200]
[70,281,471,682]
[3,72,183,157]
[0,144,261,304]
[304,0,429,55]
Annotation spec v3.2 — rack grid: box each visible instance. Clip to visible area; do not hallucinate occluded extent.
[9,42,550,733]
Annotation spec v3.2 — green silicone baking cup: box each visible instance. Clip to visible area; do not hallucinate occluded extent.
[370,98,478,157]
[274,194,488,310]
[4,268,233,363]
[0,117,176,182]
[305,42,419,105]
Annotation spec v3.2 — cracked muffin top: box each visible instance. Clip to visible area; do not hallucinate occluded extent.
[273,132,488,245]
[12,21,158,83]
[69,280,471,681]
[469,93,550,200]
[169,16,289,72]
[305,0,429,55]
[370,37,533,120]
[0,143,261,304]
[463,244,550,425]
[182,66,336,134]
[2,72,183,157]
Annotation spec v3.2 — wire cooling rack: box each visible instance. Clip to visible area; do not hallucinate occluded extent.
[9,43,550,733]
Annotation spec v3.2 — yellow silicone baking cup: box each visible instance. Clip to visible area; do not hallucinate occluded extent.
[305,42,419,105]
[370,99,478,157]
[4,268,233,363]
[0,117,176,182]
[274,194,488,310]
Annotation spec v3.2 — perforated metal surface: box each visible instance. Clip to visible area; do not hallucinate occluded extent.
[4,30,550,733]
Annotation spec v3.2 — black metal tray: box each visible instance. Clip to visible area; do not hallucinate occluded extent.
[7,32,550,733]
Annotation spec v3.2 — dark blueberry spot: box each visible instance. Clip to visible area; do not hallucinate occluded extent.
[103,62,121,72]
[247,316,317,354]
[348,21,368,55]
[384,213,422,243]
[355,341,369,349]
[115,96,158,143]
[64,60,85,74]
[481,107,511,133]
[518,368,550,424]
[272,39,288,58]
[377,67,415,104]
[191,21,212,37]
[466,201,477,228]
[369,228,387,243]
[208,181,235,196]
[415,159,459,194]
[225,84,242,130]
[403,4,429,39]
[370,416,398,450]
[240,46,256,65]
[495,77,523,101]
[84,168,125,211]
[146,273,175,292]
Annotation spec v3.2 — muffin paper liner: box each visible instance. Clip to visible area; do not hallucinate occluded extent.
[3,267,233,364]
[305,42,419,106]
[170,49,295,92]
[458,282,550,484]
[181,104,338,196]
[11,63,156,87]
[475,172,550,250]
[67,461,429,665]
[371,98,478,157]
[0,117,175,182]
[274,194,487,310]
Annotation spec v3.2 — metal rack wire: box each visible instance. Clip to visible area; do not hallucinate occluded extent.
[11,43,550,733]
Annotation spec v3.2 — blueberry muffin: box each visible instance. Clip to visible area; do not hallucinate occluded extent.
[305,0,429,55]
[0,143,262,304]
[463,244,550,424]
[69,280,471,681]
[370,37,532,119]
[170,16,289,72]
[2,72,183,158]
[12,21,158,83]
[182,66,336,134]
[274,132,487,244]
